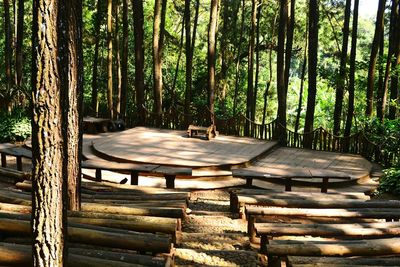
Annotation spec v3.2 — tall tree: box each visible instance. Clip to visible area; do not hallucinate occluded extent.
[133,0,145,125]
[253,2,261,123]
[344,0,359,140]
[233,0,245,115]
[284,0,295,91]
[208,0,219,125]
[378,0,399,120]
[3,0,12,106]
[91,0,103,116]
[245,0,257,135]
[304,0,319,148]
[15,0,24,87]
[366,0,386,117]
[276,0,288,143]
[120,0,129,120]
[388,1,400,119]
[31,0,67,264]
[153,0,167,124]
[107,0,114,119]
[115,0,122,119]
[219,0,231,113]
[333,0,352,135]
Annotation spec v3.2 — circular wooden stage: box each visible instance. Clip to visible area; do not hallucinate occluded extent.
[91,127,277,169]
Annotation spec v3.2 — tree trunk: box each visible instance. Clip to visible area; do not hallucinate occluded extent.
[366,0,386,117]
[276,0,288,143]
[184,0,192,126]
[133,0,145,125]
[284,0,295,93]
[344,0,359,142]
[120,0,128,120]
[233,0,245,115]
[153,0,163,123]
[245,0,257,136]
[3,0,12,105]
[378,0,399,121]
[115,0,122,119]
[107,0,114,119]
[219,0,230,114]
[388,0,400,119]
[294,29,308,134]
[15,0,24,88]
[208,0,219,125]
[91,0,102,117]
[253,3,261,124]
[171,16,185,106]
[31,0,67,265]
[333,0,351,135]
[304,0,319,148]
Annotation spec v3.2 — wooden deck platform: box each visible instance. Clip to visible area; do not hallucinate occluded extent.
[91,127,277,169]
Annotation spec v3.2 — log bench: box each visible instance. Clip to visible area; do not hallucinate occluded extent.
[0,167,31,183]
[82,159,192,189]
[232,167,351,193]
[187,124,218,140]
[287,255,400,267]
[0,146,32,171]
[83,117,111,134]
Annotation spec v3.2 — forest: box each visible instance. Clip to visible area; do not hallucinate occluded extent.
[0,0,399,265]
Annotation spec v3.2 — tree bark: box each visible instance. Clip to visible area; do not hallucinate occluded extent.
[333,0,351,135]
[253,3,261,124]
[133,0,145,125]
[366,0,386,117]
[31,0,67,264]
[91,0,103,117]
[219,0,230,114]
[153,0,163,123]
[284,0,295,93]
[304,0,319,148]
[246,0,257,136]
[107,0,114,119]
[15,0,24,88]
[120,0,128,120]
[388,0,400,119]
[208,0,219,125]
[277,0,288,143]
[233,0,246,115]
[115,0,122,119]
[3,0,12,106]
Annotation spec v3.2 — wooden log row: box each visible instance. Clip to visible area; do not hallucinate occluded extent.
[0,218,172,253]
[0,242,173,267]
[287,255,400,267]
[0,167,30,183]
[266,237,400,257]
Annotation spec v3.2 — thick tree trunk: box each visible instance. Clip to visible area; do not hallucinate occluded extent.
[183,0,193,126]
[276,0,288,143]
[91,0,102,117]
[3,0,12,103]
[31,0,67,265]
[208,0,219,125]
[133,0,145,125]
[115,0,122,119]
[304,0,319,148]
[107,0,114,119]
[120,0,128,120]
[233,0,245,115]
[344,0,359,142]
[333,0,351,135]
[153,0,163,122]
[366,0,386,117]
[388,1,400,119]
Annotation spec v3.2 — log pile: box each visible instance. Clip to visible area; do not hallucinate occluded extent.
[0,179,192,266]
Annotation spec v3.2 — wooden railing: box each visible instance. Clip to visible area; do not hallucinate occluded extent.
[139,106,397,167]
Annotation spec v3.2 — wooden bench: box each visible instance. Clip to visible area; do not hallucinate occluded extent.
[0,167,31,183]
[287,255,400,267]
[187,124,218,140]
[82,159,192,189]
[83,117,111,134]
[0,146,32,171]
[255,221,400,254]
[232,166,352,193]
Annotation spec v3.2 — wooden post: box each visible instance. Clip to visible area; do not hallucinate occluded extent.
[248,215,256,243]
[165,175,175,189]
[246,177,253,187]
[1,153,6,168]
[260,235,269,254]
[130,171,139,185]
[285,178,292,191]
[95,169,102,182]
[16,157,22,171]
[321,177,329,193]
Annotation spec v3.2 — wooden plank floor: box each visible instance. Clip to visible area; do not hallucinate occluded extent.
[92,127,277,168]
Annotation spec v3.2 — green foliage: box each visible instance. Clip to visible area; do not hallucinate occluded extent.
[0,111,31,143]
[378,168,400,196]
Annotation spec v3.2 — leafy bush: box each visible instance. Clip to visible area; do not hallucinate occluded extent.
[0,112,31,143]
[378,168,400,196]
